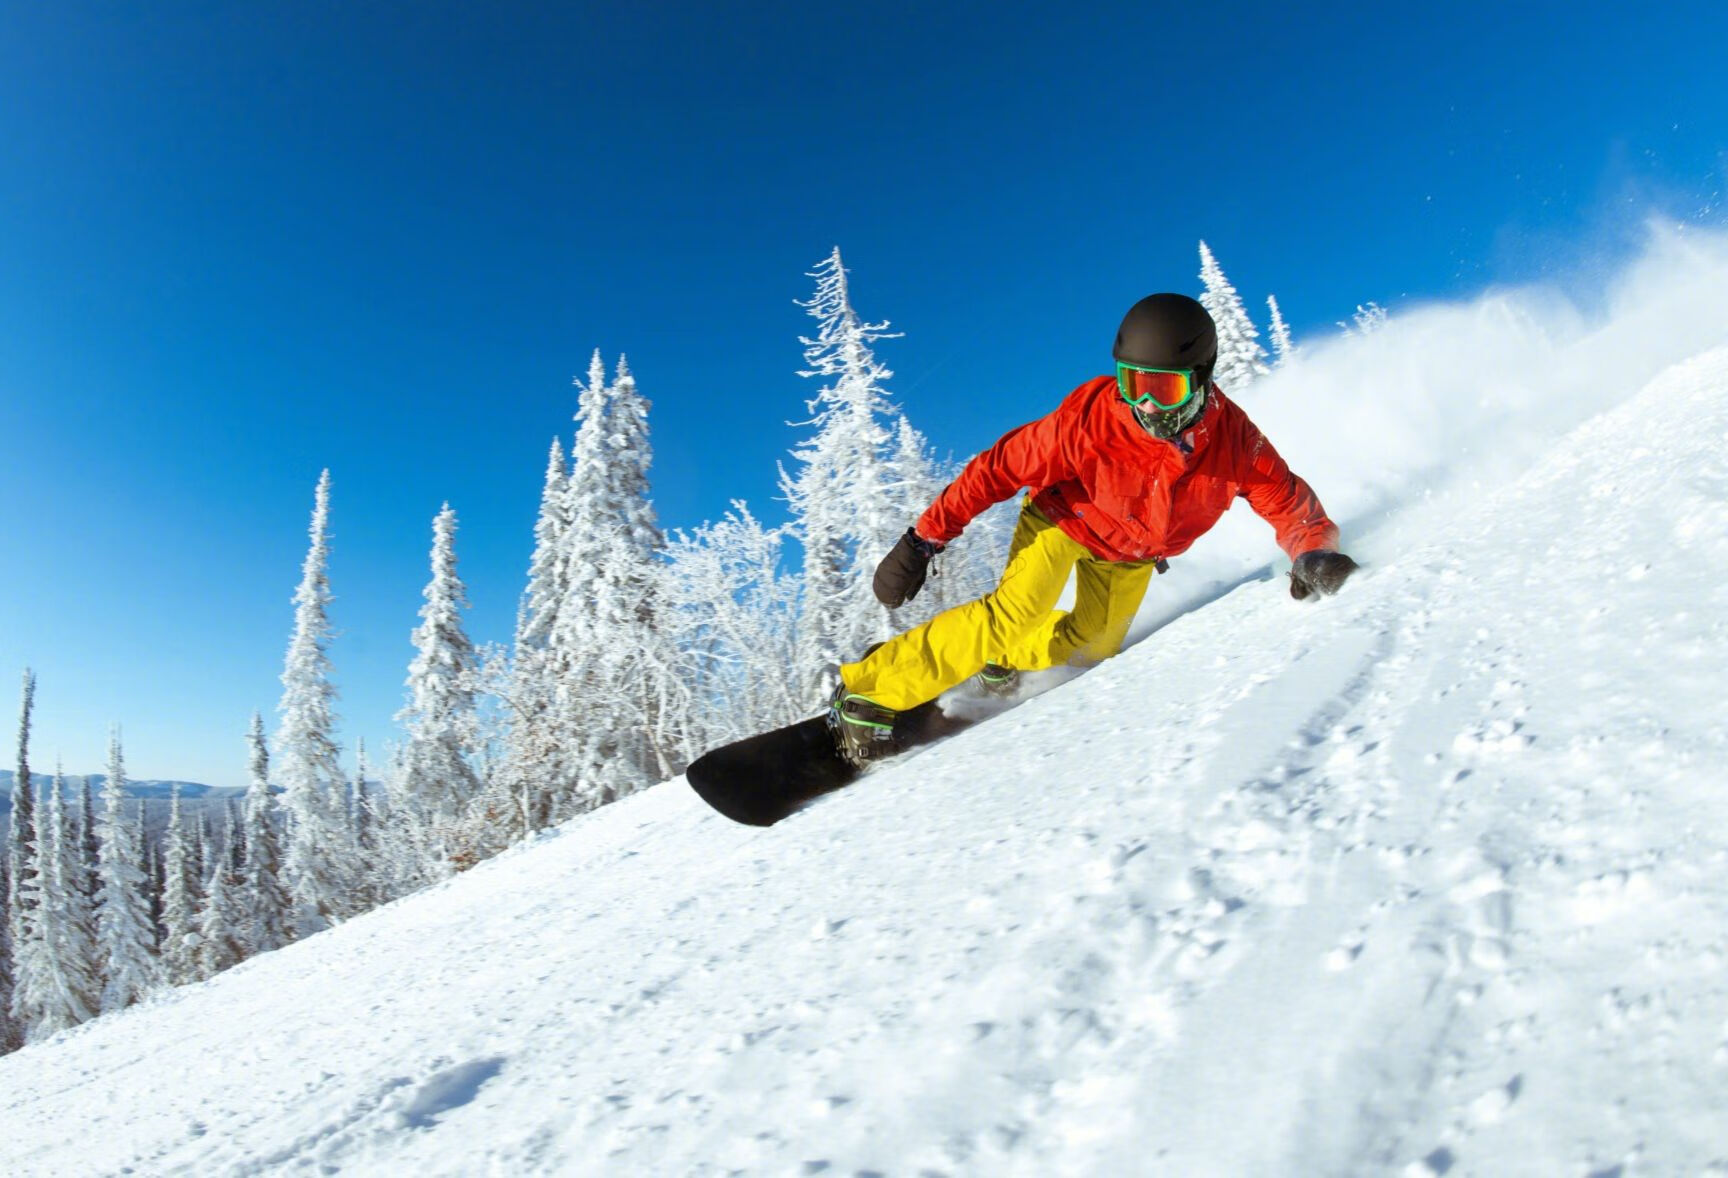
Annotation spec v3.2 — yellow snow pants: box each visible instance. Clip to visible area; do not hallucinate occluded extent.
[839,499,1158,712]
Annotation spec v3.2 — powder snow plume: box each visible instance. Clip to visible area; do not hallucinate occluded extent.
[1133,218,1728,638]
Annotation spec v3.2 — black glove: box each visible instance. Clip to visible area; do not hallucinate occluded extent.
[1289,550,1359,600]
[873,528,945,608]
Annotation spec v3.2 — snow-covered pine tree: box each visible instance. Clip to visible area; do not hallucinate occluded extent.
[780,249,907,700]
[603,358,677,784]
[158,786,200,986]
[350,739,370,853]
[54,774,103,1035]
[500,439,572,833]
[49,770,100,1026]
[227,798,245,867]
[195,809,246,980]
[145,817,164,949]
[393,504,482,874]
[241,712,290,957]
[19,767,99,1038]
[552,353,628,807]
[12,671,34,834]
[275,470,353,936]
[9,770,54,1040]
[96,730,161,1011]
[549,352,666,814]
[6,670,42,1042]
[1197,241,1270,392]
[78,777,99,906]
[6,669,39,1015]
[8,768,45,1042]
[194,812,211,897]
[345,740,375,908]
[0,854,14,1053]
[1266,294,1296,367]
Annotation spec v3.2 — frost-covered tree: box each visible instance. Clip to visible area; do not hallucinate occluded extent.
[549,352,667,814]
[96,730,161,1011]
[65,778,102,998]
[158,787,201,986]
[241,712,290,957]
[452,644,518,860]
[349,739,372,869]
[195,809,246,980]
[19,767,100,1038]
[227,798,245,864]
[780,249,909,699]
[275,470,352,936]
[0,856,14,1053]
[78,777,99,907]
[370,758,430,901]
[463,644,510,792]
[146,823,164,949]
[350,748,386,900]
[49,768,101,1029]
[598,356,676,783]
[6,670,39,1017]
[1198,241,1270,392]
[195,814,212,897]
[6,670,42,1042]
[543,362,611,821]
[9,771,54,1040]
[1266,294,1296,367]
[659,504,806,750]
[1339,301,1388,336]
[395,504,481,858]
[500,439,572,831]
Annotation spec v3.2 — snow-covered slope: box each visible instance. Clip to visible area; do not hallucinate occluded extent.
[4,258,1728,1176]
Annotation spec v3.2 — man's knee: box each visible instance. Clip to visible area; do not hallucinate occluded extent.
[977,589,1048,643]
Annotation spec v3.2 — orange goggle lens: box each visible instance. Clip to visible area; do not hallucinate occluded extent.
[1116,363,1196,410]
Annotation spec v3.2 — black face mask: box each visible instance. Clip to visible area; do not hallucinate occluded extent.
[1133,380,1210,439]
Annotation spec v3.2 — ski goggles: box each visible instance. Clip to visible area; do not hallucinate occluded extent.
[1115,361,1200,410]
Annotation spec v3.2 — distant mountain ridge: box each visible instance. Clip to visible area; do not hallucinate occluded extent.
[0,770,233,798]
[0,771,241,815]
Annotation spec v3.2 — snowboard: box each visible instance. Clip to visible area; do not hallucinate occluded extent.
[687,699,975,826]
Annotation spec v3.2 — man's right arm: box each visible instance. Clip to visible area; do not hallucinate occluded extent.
[916,407,1073,544]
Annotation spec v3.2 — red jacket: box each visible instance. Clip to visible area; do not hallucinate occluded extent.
[917,377,1338,565]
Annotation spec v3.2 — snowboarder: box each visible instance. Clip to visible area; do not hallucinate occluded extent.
[830,292,1359,766]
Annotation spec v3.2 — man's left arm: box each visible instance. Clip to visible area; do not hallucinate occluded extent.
[1230,411,1360,599]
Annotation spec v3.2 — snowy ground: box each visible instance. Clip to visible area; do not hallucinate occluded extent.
[4,240,1728,1176]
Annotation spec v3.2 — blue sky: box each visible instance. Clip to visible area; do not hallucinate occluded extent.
[2,1,1724,788]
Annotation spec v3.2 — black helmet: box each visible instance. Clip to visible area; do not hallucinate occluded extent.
[1113,293,1217,386]
[1112,293,1217,439]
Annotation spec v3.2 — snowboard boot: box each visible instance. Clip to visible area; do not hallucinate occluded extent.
[827,681,903,768]
[976,662,1019,698]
